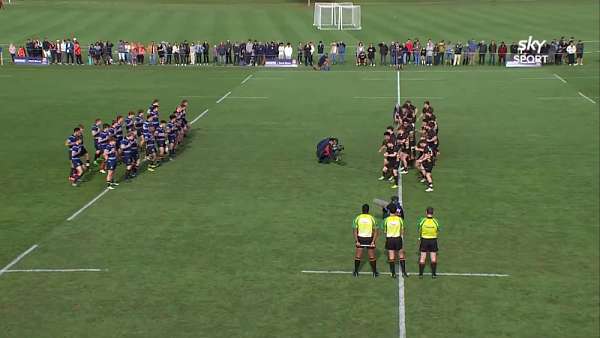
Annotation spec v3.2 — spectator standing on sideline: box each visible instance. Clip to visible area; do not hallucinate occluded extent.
[9,43,16,63]
[367,43,376,66]
[190,42,196,65]
[296,42,303,65]
[225,40,232,64]
[498,41,507,65]
[317,40,324,60]
[437,40,445,65]
[453,42,462,66]
[0,45,3,66]
[576,40,584,65]
[379,42,388,66]
[202,41,209,64]
[467,39,477,65]
[478,40,487,65]
[445,41,453,66]
[390,42,397,68]
[406,39,414,64]
[488,40,497,65]
[150,41,157,65]
[74,40,82,64]
[330,42,338,64]
[338,41,346,64]
[413,39,421,65]
[509,41,518,62]
[425,39,434,66]
[65,38,74,64]
[566,41,576,65]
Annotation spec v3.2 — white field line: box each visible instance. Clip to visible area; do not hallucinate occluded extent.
[578,92,597,104]
[240,74,253,85]
[216,91,231,104]
[519,77,556,80]
[5,268,106,273]
[190,109,209,124]
[67,107,209,221]
[0,244,38,278]
[66,188,110,221]
[537,96,600,101]
[553,73,567,84]
[396,70,406,338]
[301,270,510,277]
[227,96,269,99]
[354,96,445,100]
[363,78,444,81]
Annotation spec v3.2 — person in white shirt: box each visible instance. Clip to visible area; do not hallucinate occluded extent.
[278,43,285,61]
[566,41,576,66]
[9,43,16,63]
[330,42,338,64]
[190,43,196,65]
[284,43,293,62]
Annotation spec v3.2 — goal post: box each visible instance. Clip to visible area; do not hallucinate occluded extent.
[314,2,361,30]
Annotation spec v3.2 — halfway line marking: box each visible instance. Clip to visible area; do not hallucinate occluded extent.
[0,244,38,278]
[578,92,597,104]
[6,268,106,273]
[216,91,231,104]
[553,73,567,84]
[227,96,269,100]
[241,74,253,85]
[353,96,445,100]
[301,270,510,277]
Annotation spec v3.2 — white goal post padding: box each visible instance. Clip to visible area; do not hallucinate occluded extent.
[314,2,361,30]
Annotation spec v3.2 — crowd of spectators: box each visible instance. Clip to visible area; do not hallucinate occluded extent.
[3,36,586,67]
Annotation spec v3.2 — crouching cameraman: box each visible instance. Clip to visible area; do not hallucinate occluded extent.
[316,137,344,163]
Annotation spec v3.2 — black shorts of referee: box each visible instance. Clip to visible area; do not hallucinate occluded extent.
[358,236,373,247]
[385,236,403,251]
[419,238,438,252]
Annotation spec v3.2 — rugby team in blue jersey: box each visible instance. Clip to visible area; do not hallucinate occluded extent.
[66,99,190,188]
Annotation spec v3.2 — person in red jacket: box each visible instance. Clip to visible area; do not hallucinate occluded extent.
[74,41,82,64]
[498,41,508,65]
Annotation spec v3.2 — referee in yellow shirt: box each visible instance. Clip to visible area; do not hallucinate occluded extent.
[352,204,379,277]
[417,207,441,279]
[382,206,408,278]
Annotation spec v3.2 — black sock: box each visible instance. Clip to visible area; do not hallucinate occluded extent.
[431,262,437,275]
[354,259,360,273]
[400,260,406,274]
[394,175,399,184]
[419,263,425,275]
[369,260,377,273]
[125,169,130,179]
[389,262,395,274]
[382,170,387,178]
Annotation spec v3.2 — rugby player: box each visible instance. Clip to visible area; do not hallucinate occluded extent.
[91,119,103,166]
[379,140,400,189]
[352,204,379,277]
[167,114,179,158]
[97,123,110,174]
[155,120,168,161]
[69,137,85,187]
[417,207,440,279]
[382,206,408,278]
[104,137,119,189]
[416,148,435,192]
[143,122,158,171]
[120,132,134,180]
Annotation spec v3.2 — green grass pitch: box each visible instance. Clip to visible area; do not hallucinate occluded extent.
[0,0,598,337]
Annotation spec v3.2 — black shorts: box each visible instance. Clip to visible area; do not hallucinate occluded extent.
[80,146,88,156]
[387,160,399,169]
[357,236,373,247]
[423,164,433,173]
[576,53,583,58]
[385,237,403,251]
[419,238,438,252]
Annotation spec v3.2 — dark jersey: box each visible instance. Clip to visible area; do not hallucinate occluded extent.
[134,116,144,130]
[155,126,166,142]
[104,144,117,160]
[167,122,178,139]
[70,144,82,159]
[91,124,101,144]
[125,117,135,132]
[120,138,132,155]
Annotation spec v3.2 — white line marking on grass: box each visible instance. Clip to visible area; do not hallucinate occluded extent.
[216,91,231,104]
[240,74,253,85]
[519,77,556,80]
[301,270,510,277]
[537,96,600,101]
[396,70,406,338]
[353,96,445,100]
[6,268,106,273]
[0,244,38,278]
[553,73,567,84]
[66,188,110,221]
[363,78,444,81]
[190,109,209,124]
[578,92,597,104]
[227,96,269,100]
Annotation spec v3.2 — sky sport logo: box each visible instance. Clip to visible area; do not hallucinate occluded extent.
[514,36,548,64]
